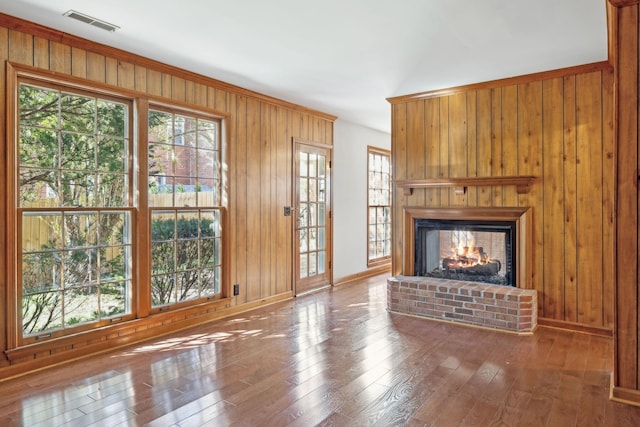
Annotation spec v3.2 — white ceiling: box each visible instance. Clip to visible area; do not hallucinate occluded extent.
[0,0,608,134]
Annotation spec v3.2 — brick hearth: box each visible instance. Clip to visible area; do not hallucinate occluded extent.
[387,276,537,333]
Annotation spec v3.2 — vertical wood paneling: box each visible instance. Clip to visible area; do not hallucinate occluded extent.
[268,104,278,295]
[391,103,407,274]
[225,93,239,301]
[563,75,579,323]
[161,73,172,98]
[614,3,639,391]
[476,89,492,207]
[49,41,70,74]
[0,27,8,366]
[542,77,565,320]
[276,106,290,294]
[86,52,106,83]
[71,47,86,79]
[260,103,272,298]
[135,65,147,93]
[390,67,613,331]
[246,98,262,300]
[193,82,207,107]
[601,68,615,329]
[517,81,544,301]
[185,80,195,105]
[33,36,48,69]
[407,100,425,206]
[449,93,468,206]
[235,96,248,303]
[146,69,162,97]
[425,98,440,206]
[117,61,135,90]
[8,30,31,65]
[490,88,503,204]
[466,92,478,207]
[439,98,450,205]
[171,76,186,102]
[576,72,604,325]
[501,85,518,206]
[105,57,118,86]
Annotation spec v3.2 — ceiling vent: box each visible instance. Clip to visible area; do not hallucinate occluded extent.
[63,10,119,32]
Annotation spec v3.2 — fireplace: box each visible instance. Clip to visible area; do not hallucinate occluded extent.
[414,218,516,286]
[388,206,537,333]
[402,207,533,289]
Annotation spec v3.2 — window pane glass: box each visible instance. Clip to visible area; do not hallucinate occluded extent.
[177,271,199,301]
[198,120,217,151]
[309,228,317,251]
[60,93,95,134]
[97,137,126,173]
[97,100,127,137]
[22,291,63,335]
[309,252,317,276]
[309,154,317,177]
[300,153,308,177]
[64,212,98,248]
[299,178,308,202]
[20,127,57,168]
[300,254,308,278]
[19,85,60,128]
[22,212,62,252]
[200,268,219,296]
[101,281,128,317]
[64,286,99,327]
[318,155,326,178]
[318,251,325,274]
[152,273,175,306]
[317,203,325,226]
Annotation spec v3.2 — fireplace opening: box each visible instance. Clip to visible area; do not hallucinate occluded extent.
[414,219,517,286]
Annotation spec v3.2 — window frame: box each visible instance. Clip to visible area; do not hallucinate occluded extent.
[366,146,392,267]
[146,104,224,312]
[6,64,228,348]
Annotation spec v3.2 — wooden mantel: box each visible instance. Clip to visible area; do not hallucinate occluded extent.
[395,176,537,196]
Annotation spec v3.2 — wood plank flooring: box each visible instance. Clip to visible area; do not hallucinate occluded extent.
[0,274,639,426]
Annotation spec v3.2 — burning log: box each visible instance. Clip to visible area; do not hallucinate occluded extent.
[442,259,501,275]
[442,246,501,276]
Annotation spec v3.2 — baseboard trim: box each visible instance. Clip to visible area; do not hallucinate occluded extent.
[333,264,391,286]
[610,374,640,406]
[537,317,613,337]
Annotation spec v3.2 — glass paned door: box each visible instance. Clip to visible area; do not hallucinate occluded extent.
[294,142,331,295]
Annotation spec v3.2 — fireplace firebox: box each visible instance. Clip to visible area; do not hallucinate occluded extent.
[414,219,516,286]
[402,207,532,289]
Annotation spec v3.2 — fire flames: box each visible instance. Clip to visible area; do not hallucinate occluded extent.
[447,245,490,268]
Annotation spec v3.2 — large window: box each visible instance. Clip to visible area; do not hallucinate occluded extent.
[12,73,224,345]
[367,147,391,265]
[148,109,222,307]
[18,81,133,339]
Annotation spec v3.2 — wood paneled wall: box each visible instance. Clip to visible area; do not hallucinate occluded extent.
[389,62,615,331]
[611,0,640,406]
[0,15,334,379]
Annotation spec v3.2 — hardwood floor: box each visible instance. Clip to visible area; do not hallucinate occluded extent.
[0,274,639,426]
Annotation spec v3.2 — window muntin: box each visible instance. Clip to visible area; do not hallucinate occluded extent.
[148,109,223,308]
[367,147,391,265]
[18,82,133,338]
